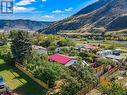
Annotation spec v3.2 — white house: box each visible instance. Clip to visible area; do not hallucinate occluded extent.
[97,50,113,57]
[32,45,47,54]
[75,44,85,50]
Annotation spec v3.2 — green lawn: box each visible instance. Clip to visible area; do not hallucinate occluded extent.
[0,59,47,95]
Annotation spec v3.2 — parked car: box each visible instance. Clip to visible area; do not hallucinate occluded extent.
[113,51,120,56]
[0,76,5,89]
[0,76,13,95]
[0,76,6,93]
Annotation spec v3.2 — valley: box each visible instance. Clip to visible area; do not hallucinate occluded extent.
[0,0,127,95]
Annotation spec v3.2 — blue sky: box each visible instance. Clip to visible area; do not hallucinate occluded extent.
[0,0,98,21]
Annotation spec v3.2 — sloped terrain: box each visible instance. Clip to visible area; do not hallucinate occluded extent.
[39,0,127,34]
[0,19,52,31]
[107,15,127,31]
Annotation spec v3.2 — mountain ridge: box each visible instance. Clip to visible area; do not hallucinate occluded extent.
[0,19,52,31]
[39,0,127,34]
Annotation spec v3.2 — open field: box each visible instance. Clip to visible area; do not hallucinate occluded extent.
[0,59,47,95]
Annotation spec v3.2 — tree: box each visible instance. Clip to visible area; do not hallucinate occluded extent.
[11,30,32,63]
[60,79,80,95]
[60,64,97,95]
[57,38,74,47]
[79,51,96,62]
[71,64,97,85]
[40,40,51,48]
[9,30,18,39]
[33,62,68,87]
[97,58,115,66]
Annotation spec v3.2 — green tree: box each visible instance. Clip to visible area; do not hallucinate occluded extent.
[60,79,80,95]
[33,62,68,87]
[11,30,32,63]
[60,64,97,95]
[97,58,115,66]
[71,64,97,85]
[79,51,95,62]
[40,40,51,48]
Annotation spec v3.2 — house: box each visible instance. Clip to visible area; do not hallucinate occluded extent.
[84,44,99,50]
[75,44,85,50]
[55,47,70,53]
[49,53,77,66]
[97,50,113,57]
[97,50,126,63]
[75,44,99,51]
[32,45,47,54]
[106,55,126,62]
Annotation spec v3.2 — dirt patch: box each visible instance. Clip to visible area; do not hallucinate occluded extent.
[86,89,101,95]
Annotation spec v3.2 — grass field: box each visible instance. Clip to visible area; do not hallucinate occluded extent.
[0,59,47,95]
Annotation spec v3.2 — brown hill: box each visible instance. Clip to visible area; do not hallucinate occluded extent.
[38,0,127,34]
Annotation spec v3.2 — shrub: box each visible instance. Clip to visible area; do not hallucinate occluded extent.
[98,83,127,95]
[97,58,115,66]
[32,62,68,87]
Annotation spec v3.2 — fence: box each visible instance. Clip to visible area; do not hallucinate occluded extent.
[99,66,119,85]
[15,63,49,90]
[75,83,97,95]
[104,66,119,77]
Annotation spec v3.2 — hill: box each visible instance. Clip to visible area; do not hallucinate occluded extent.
[0,19,52,31]
[39,0,127,34]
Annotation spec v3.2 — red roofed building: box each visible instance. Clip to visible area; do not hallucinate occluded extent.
[85,45,99,50]
[49,54,77,66]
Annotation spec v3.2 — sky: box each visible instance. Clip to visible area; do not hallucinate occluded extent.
[0,0,98,21]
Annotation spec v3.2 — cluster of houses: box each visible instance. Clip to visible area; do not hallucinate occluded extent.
[32,44,127,80]
[32,45,78,66]
[32,44,127,77]
[32,44,127,67]
[97,49,127,63]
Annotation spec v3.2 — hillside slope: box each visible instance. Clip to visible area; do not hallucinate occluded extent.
[75,0,110,15]
[39,0,127,34]
[107,15,127,31]
[0,19,52,31]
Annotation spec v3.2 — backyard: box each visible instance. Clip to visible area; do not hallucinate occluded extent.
[0,59,47,95]
[109,70,127,89]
